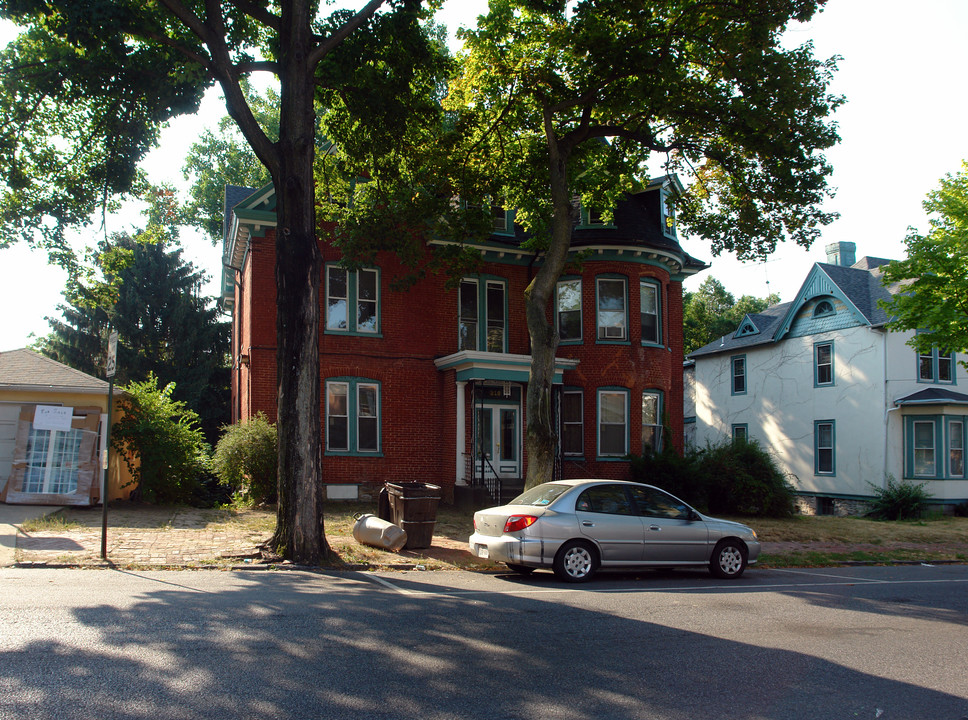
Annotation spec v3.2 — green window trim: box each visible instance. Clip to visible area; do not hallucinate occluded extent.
[577,205,616,229]
[596,275,629,344]
[556,277,583,345]
[642,390,663,454]
[731,424,749,443]
[916,346,956,385]
[640,279,662,347]
[731,355,747,396]
[814,420,835,476]
[325,265,381,336]
[459,276,508,353]
[814,341,835,387]
[904,414,968,479]
[560,387,584,457]
[325,377,383,456]
[597,387,630,459]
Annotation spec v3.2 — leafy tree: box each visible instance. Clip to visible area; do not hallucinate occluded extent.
[210,413,278,504]
[443,0,842,489]
[112,374,209,505]
[0,0,440,564]
[39,232,230,443]
[881,160,968,367]
[684,277,779,354]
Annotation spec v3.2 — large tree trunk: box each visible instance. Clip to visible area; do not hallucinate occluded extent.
[270,1,328,563]
[524,132,574,491]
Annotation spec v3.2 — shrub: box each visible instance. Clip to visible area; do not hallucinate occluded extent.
[112,374,209,504]
[210,413,277,504]
[866,476,931,520]
[629,438,796,517]
[694,438,796,517]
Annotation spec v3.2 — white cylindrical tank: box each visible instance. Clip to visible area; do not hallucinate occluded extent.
[352,513,407,552]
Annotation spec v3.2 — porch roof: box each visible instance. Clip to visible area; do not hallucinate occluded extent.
[894,388,968,406]
[434,351,579,383]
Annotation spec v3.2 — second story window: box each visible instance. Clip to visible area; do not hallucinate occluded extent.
[918,348,954,384]
[459,278,506,353]
[326,266,379,335]
[556,278,582,342]
[815,342,834,386]
[731,355,747,395]
[597,277,627,341]
[640,280,661,345]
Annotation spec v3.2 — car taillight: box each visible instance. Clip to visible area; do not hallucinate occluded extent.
[504,515,538,533]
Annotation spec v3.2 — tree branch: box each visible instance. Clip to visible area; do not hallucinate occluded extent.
[307,0,387,70]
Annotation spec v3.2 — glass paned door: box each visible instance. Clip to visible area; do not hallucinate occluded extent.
[475,405,520,479]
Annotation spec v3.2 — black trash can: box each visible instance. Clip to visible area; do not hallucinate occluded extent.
[385,482,441,549]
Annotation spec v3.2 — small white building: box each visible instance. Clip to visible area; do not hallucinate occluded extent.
[688,242,968,514]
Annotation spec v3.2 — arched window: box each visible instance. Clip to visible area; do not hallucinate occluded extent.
[814,300,834,317]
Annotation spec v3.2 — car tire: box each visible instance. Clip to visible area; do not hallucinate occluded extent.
[505,563,535,575]
[709,539,748,579]
[553,540,599,583]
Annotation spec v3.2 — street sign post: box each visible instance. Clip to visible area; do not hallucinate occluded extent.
[101,331,118,560]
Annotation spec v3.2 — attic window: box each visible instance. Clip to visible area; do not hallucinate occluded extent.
[492,205,509,233]
[814,300,834,317]
[661,193,676,238]
[734,318,759,338]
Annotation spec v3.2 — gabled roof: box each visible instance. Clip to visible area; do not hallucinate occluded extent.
[688,255,903,359]
[0,348,109,394]
[894,388,968,406]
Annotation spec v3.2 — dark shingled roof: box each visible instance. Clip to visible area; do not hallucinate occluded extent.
[894,388,968,406]
[688,255,904,359]
[0,348,108,392]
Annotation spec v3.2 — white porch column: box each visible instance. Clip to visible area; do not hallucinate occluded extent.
[455,381,467,485]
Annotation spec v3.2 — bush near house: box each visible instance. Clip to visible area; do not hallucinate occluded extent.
[112,374,210,505]
[866,476,932,520]
[629,438,796,518]
[210,413,278,504]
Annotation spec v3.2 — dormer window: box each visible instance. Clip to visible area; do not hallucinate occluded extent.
[580,205,613,228]
[661,194,676,238]
[492,205,510,233]
[734,317,759,338]
[814,300,834,317]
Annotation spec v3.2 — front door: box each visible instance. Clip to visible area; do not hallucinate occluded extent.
[475,405,520,479]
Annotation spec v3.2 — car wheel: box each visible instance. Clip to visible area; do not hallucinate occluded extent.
[553,540,599,583]
[709,539,748,579]
[505,563,535,575]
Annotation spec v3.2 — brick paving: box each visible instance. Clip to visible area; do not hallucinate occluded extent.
[14,506,273,568]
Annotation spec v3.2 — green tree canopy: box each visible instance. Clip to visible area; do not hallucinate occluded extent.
[881,160,968,366]
[38,231,230,442]
[437,0,841,488]
[0,0,442,564]
[684,277,779,354]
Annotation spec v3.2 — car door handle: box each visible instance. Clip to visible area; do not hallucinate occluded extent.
[581,521,595,527]
[649,525,661,531]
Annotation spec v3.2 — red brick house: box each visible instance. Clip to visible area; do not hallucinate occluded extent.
[221,177,706,503]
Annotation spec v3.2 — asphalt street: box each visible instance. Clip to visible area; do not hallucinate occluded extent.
[1,564,966,720]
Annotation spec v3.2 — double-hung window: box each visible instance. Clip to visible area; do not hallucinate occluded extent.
[596,277,627,341]
[326,379,381,454]
[731,355,747,395]
[556,278,582,342]
[815,420,835,475]
[732,424,748,443]
[949,420,964,477]
[561,389,583,456]
[815,342,834,386]
[459,278,506,353]
[912,419,936,477]
[640,280,661,346]
[598,389,629,457]
[642,391,662,453]
[918,348,955,384]
[326,266,379,334]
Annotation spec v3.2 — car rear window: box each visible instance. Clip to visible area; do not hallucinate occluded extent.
[508,483,570,507]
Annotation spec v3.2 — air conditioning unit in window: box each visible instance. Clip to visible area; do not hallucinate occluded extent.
[604,325,624,339]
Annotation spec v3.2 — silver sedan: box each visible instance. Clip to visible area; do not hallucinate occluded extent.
[469,479,761,582]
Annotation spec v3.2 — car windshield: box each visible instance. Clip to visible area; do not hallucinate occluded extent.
[508,483,570,507]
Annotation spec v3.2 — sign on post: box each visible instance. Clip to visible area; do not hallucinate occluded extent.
[106,331,118,379]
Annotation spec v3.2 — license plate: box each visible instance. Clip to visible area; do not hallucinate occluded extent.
[476,545,489,559]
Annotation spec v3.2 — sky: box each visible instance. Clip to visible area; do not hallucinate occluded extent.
[2,0,967,351]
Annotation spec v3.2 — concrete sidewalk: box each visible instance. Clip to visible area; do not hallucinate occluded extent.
[0,504,60,567]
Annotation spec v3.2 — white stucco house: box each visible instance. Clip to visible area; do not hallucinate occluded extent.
[688,242,968,514]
